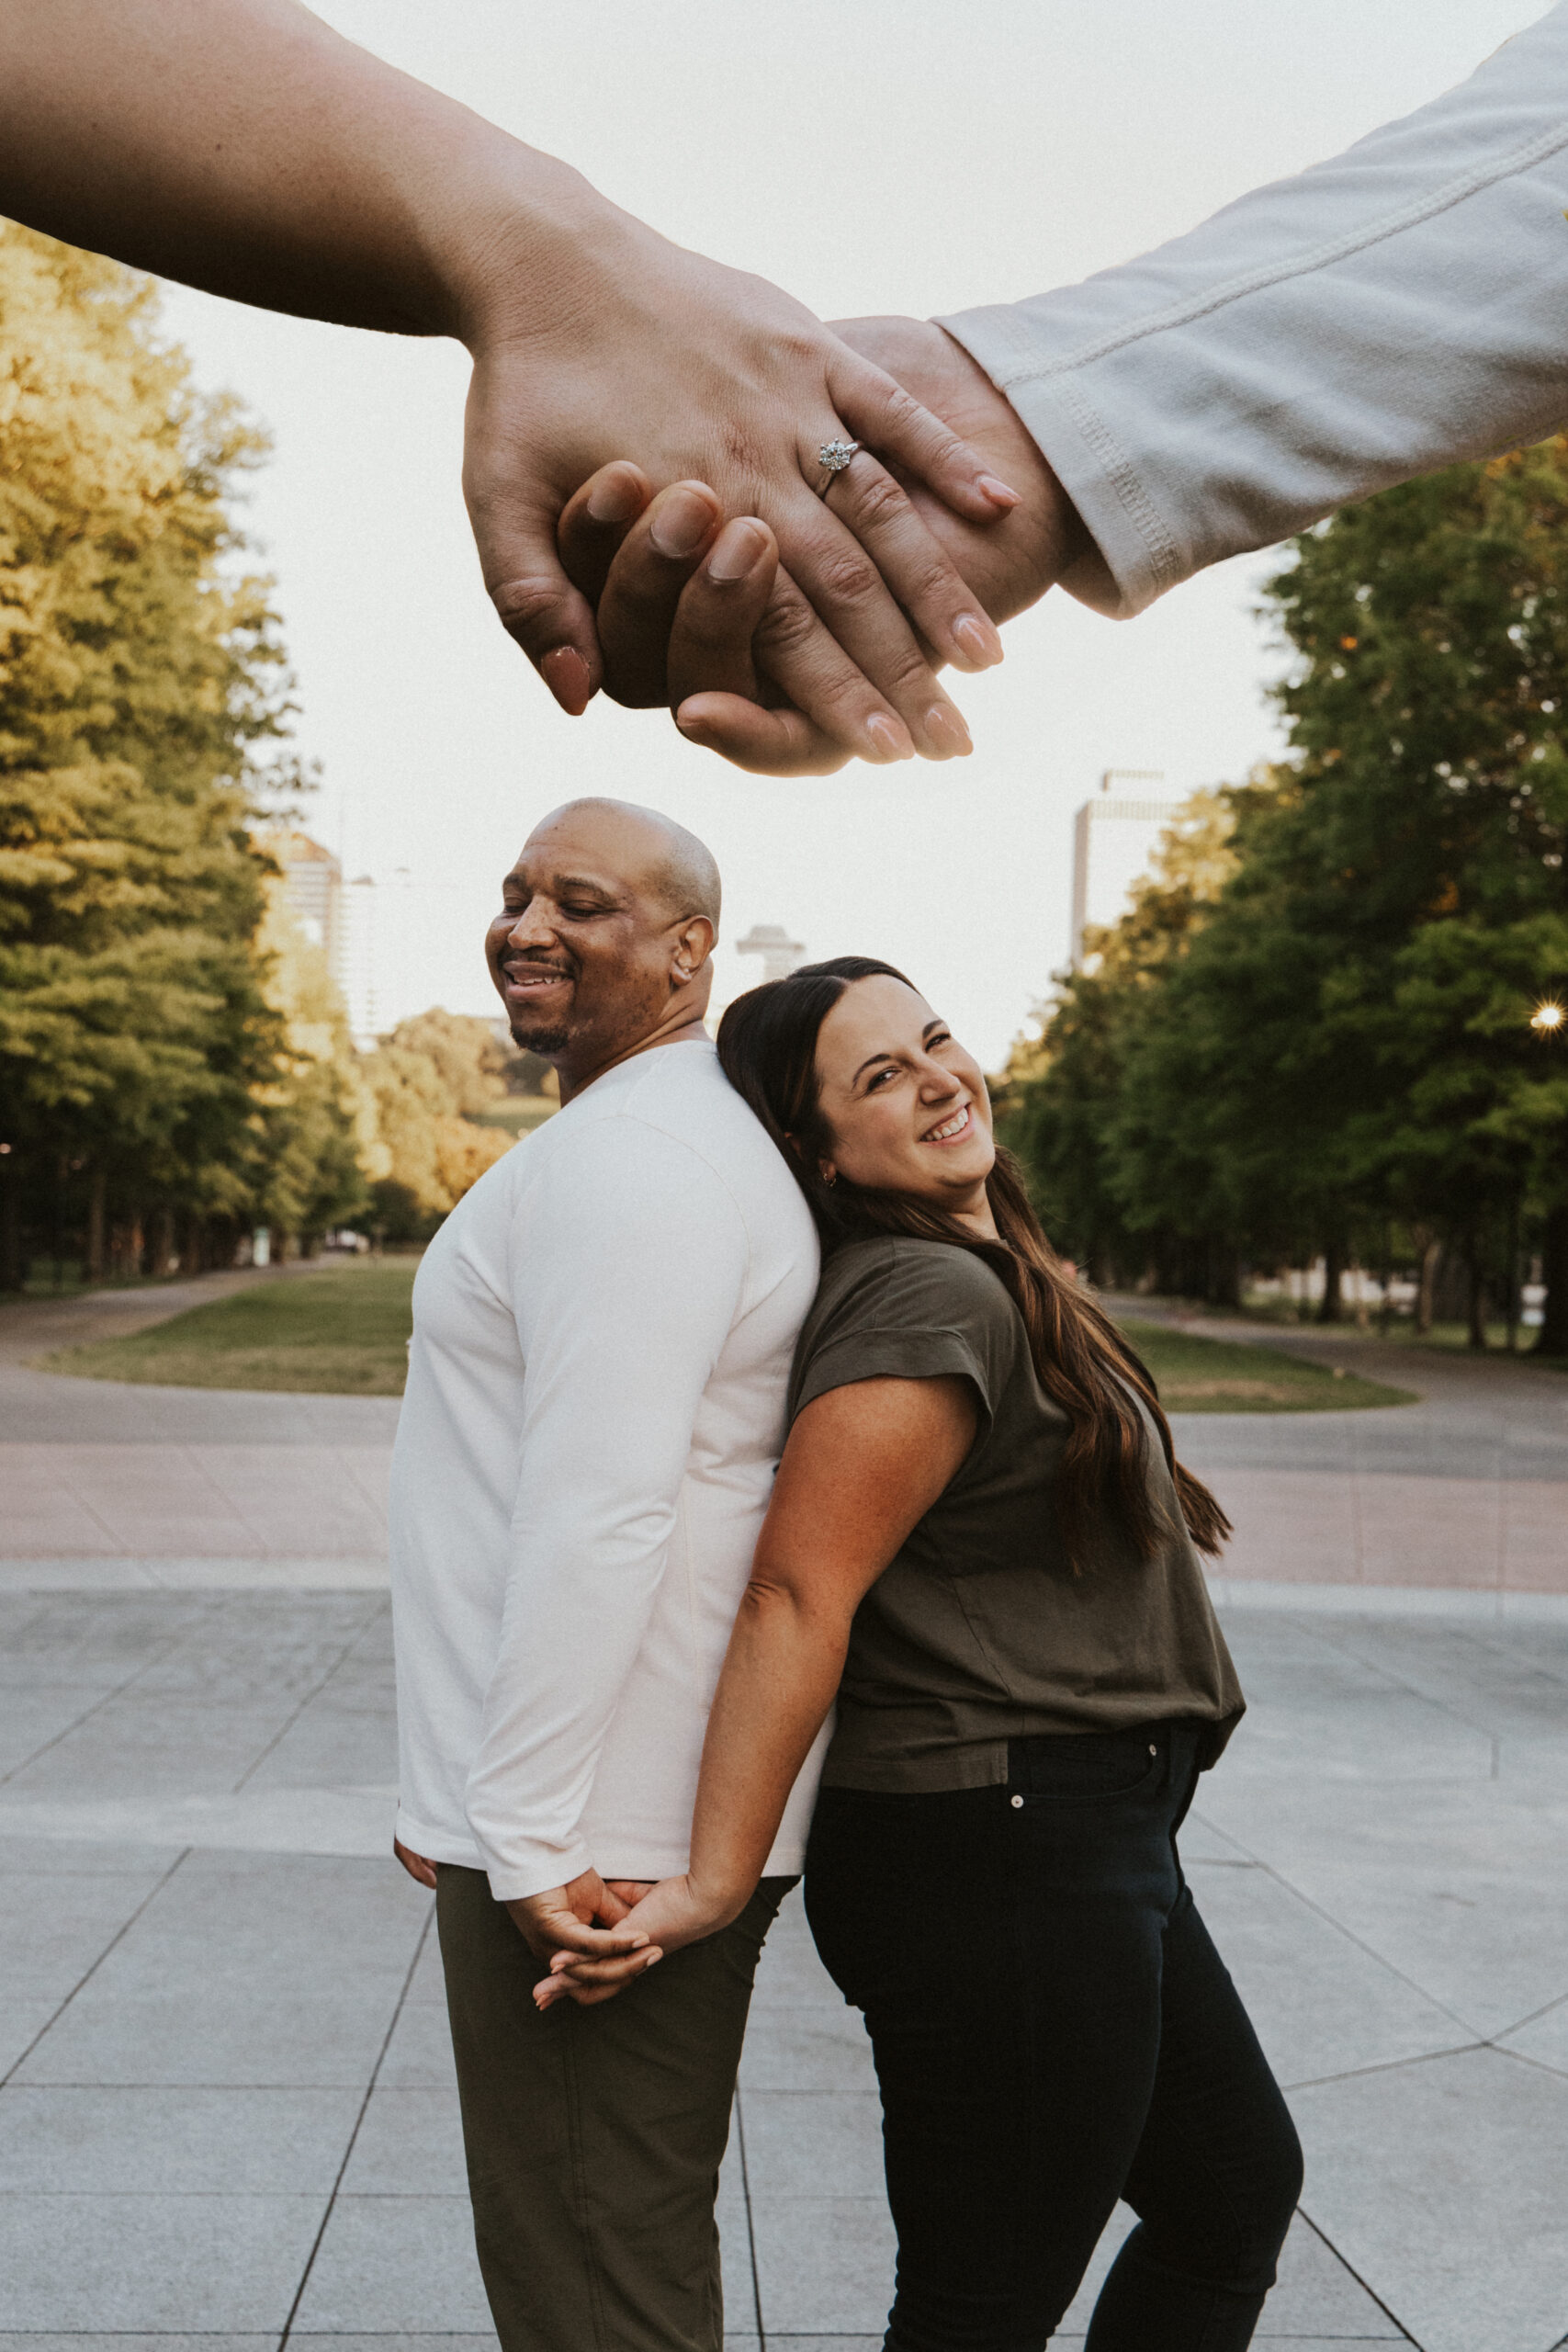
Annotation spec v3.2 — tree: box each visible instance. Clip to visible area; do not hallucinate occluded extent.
[0,223,294,1283]
[1003,442,1568,1344]
[998,788,1240,1292]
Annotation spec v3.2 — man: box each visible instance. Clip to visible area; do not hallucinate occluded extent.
[389,797,822,2352]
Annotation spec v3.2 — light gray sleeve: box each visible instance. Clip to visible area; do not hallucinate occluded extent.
[938,6,1568,617]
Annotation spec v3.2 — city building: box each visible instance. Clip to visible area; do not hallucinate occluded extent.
[274,831,342,965]
[735,923,807,985]
[337,873,383,1051]
[270,831,386,1049]
[1069,770,1180,967]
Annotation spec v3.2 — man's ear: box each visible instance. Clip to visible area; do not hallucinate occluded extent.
[671,914,715,984]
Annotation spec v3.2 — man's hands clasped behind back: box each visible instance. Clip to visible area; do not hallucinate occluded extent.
[555,317,1099,774]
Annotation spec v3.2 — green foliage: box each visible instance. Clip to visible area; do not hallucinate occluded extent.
[0,222,314,1276]
[1004,445,1568,1338]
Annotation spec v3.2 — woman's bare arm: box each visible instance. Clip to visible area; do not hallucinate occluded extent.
[0,0,1009,759]
[539,1372,976,2005]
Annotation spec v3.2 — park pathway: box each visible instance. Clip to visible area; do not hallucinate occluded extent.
[3,1271,1568,2346]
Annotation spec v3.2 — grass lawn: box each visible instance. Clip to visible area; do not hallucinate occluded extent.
[1122,1319,1415,1413]
[37,1260,420,1396]
[38,1258,1415,1409]
[467,1098,557,1136]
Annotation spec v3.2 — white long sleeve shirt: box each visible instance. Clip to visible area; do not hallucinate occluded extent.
[389,1039,822,1903]
[941,5,1568,617]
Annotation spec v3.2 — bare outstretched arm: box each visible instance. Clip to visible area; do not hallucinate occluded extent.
[0,0,1014,762]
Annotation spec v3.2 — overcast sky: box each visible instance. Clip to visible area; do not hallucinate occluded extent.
[155,0,1540,1063]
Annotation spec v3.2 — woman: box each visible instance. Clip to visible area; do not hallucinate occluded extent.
[546,956,1303,2350]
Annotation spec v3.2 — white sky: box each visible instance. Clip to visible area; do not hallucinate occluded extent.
[154,0,1539,1063]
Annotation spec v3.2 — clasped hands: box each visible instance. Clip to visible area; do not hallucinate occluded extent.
[511,1867,733,2012]
[519,315,1095,777]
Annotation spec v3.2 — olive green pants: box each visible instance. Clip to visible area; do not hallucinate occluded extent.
[435,1866,792,2352]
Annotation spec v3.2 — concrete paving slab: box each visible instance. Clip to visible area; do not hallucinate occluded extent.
[242,1704,400,1792]
[0,2191,327,2329]
[1183,1857,1474,2086]
[0,1832,186,1878]
[292,2342,495,2352]
[403,1927,447,2007]
[1292,2045,1568,2352]
[0,1592,213,1685]
[2,1697,310,1803]
[376,1996,460,2091]
[764,2341,878,2351]
[739,2089,884,2199]
[0,1442,393,1562]
[0,2085,360,2193]
[749,2193,895,2335]
[1195,1769,1568,2040]
[340,2086,468,2197]
[288,2192,493,2332]
[0,1786,398,1859]
[0,1868,175,2007]
[0,1683,120,1777]
[92,1846,428,1979]
[0,2339,276,2352]
[292,2341,495,2352]
[0,2003,62,2083]
[17,1984,402,2090]
[0,1555,390,1590]
[1496,1996,1568,2075]
[1253,2219,1406,2337]
[737,2005,874,2094]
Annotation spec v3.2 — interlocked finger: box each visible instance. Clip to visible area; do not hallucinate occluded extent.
[594,480,725,707]
[822,447,1004,678]
[775,476,973,760]
[558,461,654,605]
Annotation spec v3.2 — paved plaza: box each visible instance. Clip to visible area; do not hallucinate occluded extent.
[2,1276,1567,2347]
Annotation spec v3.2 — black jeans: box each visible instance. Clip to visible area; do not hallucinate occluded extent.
[804,1724,1303,2352]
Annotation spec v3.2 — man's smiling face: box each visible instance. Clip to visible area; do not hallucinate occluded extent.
[485,802,715,1084]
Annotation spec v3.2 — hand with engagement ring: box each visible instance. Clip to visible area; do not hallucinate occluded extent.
[0,0,1019,774]
[558,319,1099,775]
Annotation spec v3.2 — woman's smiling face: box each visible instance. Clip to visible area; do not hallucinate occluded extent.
[811,974,996,1219]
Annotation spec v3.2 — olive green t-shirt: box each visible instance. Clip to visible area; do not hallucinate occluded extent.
[788,1235,1245,1792]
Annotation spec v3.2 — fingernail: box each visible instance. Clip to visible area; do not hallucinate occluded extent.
[979,473,1021,508]
[864,713,914,762]
[586,470,643,525]
[541,645,592,716]
[923,704,973,757]
[650,487,716,559]
[952,612,1003,670]
[706,518,768,583]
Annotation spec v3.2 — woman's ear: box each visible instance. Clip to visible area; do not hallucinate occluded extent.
[818,1161,837,1189]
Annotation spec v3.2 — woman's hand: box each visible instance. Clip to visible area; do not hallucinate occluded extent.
[532,1872,738,2011]
[462,220,1016,763]
[555,319,1100,773]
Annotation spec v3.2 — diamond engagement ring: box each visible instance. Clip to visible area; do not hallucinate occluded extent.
[818,437,861,478]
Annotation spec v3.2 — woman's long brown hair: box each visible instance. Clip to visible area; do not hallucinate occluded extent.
[717,956,1231,1571]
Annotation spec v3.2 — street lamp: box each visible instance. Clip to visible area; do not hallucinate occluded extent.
[1530,1000,1564,1035]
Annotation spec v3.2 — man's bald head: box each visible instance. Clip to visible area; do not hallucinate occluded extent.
[486,798,723,1100]
[529,798,720,933]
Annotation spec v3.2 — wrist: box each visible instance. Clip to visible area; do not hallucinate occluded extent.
[416,130,643,353]
[685,1865,754,1934]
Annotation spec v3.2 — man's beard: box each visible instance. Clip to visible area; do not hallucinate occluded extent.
[511,1019,569,1057]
